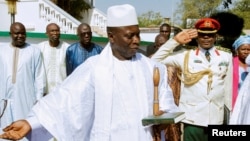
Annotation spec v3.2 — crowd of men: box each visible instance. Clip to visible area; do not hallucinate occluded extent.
[0,21,103,141]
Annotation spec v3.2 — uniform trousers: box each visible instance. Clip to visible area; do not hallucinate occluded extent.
[183,123,208,141]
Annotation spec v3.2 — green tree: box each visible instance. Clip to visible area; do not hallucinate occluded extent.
[175,0,224,28]
[231,0,250,29]
[53,0,91,20]
[138,11,165,27]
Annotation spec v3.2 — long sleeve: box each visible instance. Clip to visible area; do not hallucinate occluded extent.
[66,48,73,76]
[26,113,53,141]
[151,38,180,64]
[224,53,233,111]
[34,51,46,99]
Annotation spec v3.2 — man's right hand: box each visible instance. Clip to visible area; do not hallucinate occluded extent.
[174,29,198,44]
[0,120,31,140]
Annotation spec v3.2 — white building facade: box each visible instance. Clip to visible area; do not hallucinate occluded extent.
[0,0,106,37]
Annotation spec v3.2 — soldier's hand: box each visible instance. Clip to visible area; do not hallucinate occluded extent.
[0,120,31,140]
[174,29,198,44]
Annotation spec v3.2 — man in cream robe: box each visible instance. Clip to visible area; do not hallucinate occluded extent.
[38,23,69,94]
[38,40,69,93]
[0,4,179,141]
[25,43,179,141]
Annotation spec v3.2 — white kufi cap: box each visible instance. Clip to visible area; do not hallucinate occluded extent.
[107,4,138,27]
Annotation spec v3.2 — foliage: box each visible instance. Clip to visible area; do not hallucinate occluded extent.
[175,0,223,28]
[230,0,250,29]
[55,0,91,20]
[138,11,165,27]
[174,0,250,30]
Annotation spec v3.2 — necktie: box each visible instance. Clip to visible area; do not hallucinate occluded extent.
[205,50,210,62]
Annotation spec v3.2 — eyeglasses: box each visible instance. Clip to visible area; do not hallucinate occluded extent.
[160,30,170,33]
[0,99,7,119]
[80,32,92,36]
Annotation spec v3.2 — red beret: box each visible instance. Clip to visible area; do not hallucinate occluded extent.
[195,18,220,34]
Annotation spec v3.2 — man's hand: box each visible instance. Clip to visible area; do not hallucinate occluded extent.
[174,29,198,44]
[0,120,31,140]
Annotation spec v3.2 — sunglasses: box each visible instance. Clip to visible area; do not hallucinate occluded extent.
[160,30,170,33]
[80,32,92,36]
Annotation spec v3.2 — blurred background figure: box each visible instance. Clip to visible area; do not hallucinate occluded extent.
[148,33,168,58]
[146,23,171,57]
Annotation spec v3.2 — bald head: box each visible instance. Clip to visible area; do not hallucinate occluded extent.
[46,23,60,33]
[77,23,92,46]
[77,23,91,35]
[10,22,26,48]
[10,22,26,33]
[45,23,61,47]
[154,34,168,49]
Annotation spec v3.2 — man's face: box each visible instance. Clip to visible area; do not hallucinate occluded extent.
[108,25,140,60]
[78,25,92,46]
[237,44,250,62]
[47,24,60,43]
[160,26,171,39]
[196,32,216,49]
[10,24,26,47]
[155,36,168,49]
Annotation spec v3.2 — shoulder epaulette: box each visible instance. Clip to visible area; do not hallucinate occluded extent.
[215,46,232,53]
[182,45,197,50]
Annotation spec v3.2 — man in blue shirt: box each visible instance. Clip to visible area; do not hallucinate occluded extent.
[66,23,103,76]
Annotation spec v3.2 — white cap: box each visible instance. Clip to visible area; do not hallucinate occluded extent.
[107,4,138,27]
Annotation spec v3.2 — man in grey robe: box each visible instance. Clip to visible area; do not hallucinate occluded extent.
[0,4,179,141]
[0,22,46,141]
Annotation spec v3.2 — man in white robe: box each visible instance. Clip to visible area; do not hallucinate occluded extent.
[0,22,46,141]
[38,23,69,94]
[0,4,179,141]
